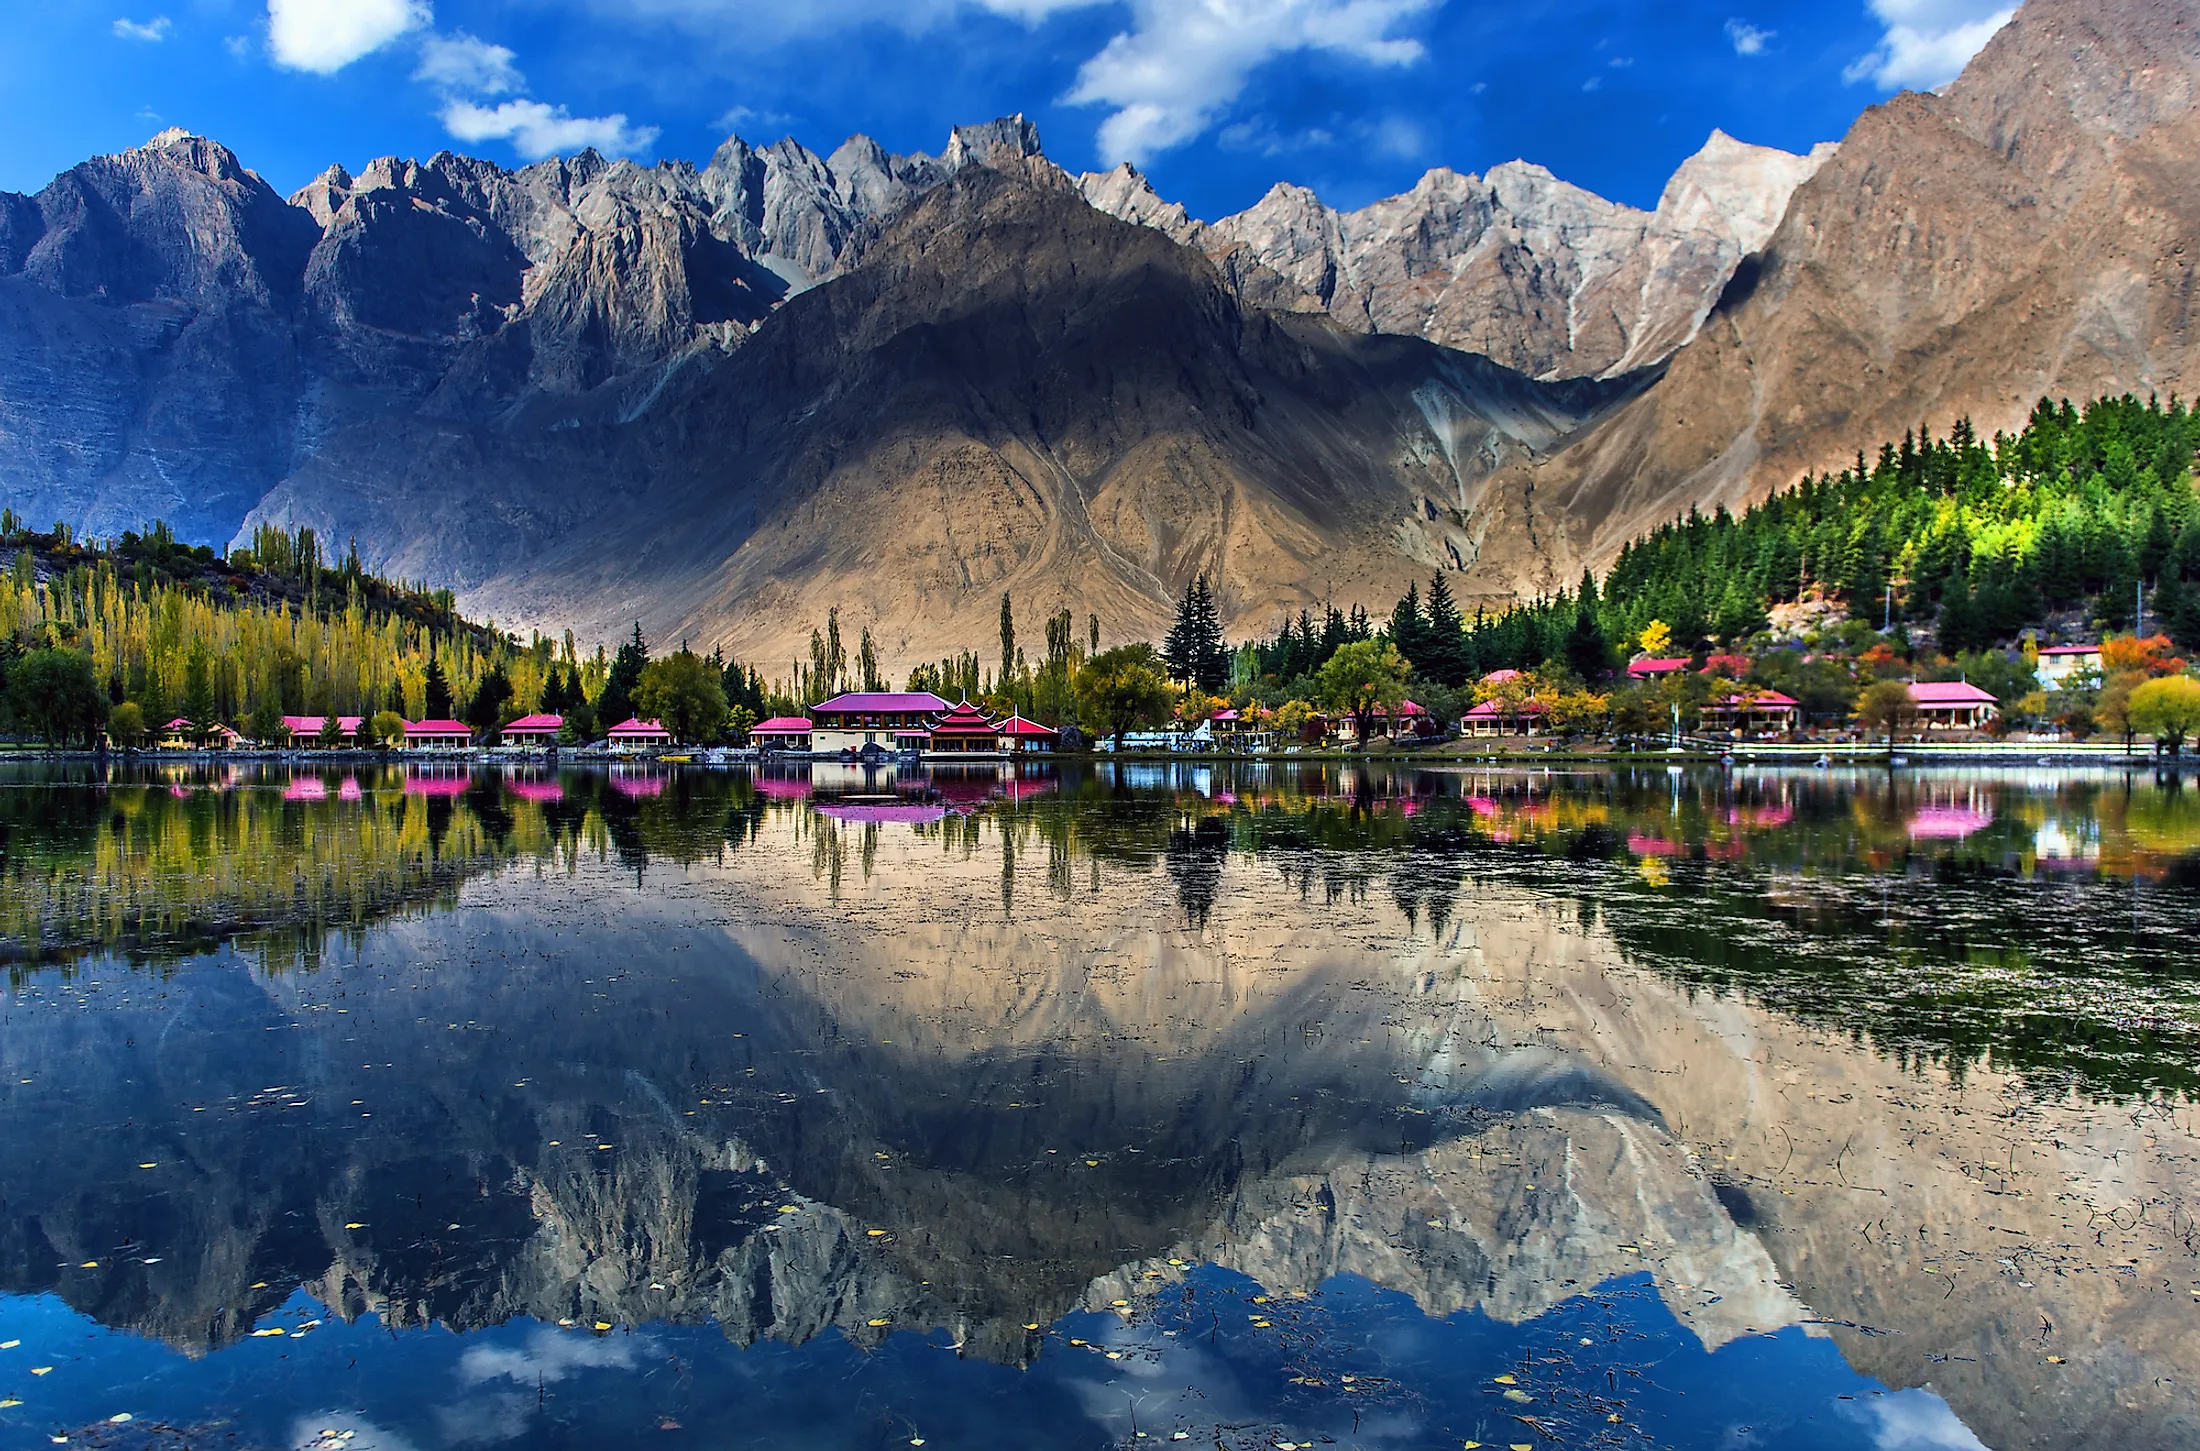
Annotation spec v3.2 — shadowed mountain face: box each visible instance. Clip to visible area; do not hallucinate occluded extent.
[279,166,1638,664]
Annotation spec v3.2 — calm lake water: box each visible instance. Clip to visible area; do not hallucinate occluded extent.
[1,759,2197,1451]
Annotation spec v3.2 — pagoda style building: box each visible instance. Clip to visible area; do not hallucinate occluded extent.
[927,698,1001,755]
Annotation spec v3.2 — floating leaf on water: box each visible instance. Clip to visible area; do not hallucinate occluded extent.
[108,1414,132,1424]
[593,1322,613,1332]
[77,1262,97,1269]
[137,1163,156,1170]
[1022,1323,1040,1331]
[867,1318,892,1327]
[0,1339,17,1349]
[1493,1374,1517,1385]
[1503,1388,1533,1403]
[0,1398,18,1408]
[778,1206,798,1214]
[31,1366,52,1374]
[250,1328,288,1338]
[866,1230,887,1237]
[343,1223,366,1230]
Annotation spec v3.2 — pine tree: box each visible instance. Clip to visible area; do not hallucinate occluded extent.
[1389,581,1427,675]
[423,653,453,720]
[1423,573,1467,685]
[1190,576,1228,691]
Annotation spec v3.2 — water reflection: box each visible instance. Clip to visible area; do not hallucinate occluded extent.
[0,762,2195,1448]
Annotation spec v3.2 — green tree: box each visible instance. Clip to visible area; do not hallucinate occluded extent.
[725,703,759,743]
[422,653,454,719]
[180,650,218,746]
[2129,675,2200,753]
[7,648,104,748]
[318,715,343,750]
[634,649,728,744]
[466,663,513,731]
[105,700,147,751]
[1075,644,1173,751]
[1855,678,1915,747]
[367,710,406,750]
[1162,576,1228,691]
[247,696,286,747]
[1317,638,1410,746]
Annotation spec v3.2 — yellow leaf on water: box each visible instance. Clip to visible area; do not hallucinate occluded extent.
[78,1262,97,1269]
[343,1223,366,1230]
[0,1339,17,1348]
[31,1367,52,1374]
[251,1328,287,1338]
[1503,1389,1533,1403]
[1022,1323,1040,1331]
[2046,1355,2066,1364]
[138,1163,156,1170]
[1512,1444,1533,1451]
[867,1319,892,1327]
[1085,1160,1099,1167]
[777,1206,798,1214]
[1111,1299,1130,1308]
[0,1398,19,1408]
[1493,1374,1517,1385]
[593,1322,613,1332]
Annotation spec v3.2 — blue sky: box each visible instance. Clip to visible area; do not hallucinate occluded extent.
[0,0,2017,218]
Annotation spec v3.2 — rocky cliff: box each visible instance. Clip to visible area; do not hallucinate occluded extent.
[1081,128,1835,382]
[1456,0,2200,604]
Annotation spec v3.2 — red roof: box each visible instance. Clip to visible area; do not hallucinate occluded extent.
[606,717,670,736]
[405,718,473,737]
[1708,691,1798,708]
[284,715,362,735]
[929,699,997,735]
[1463,700,1547,718]
[750,716,814,734]
[500,713,562,734]
[994,714,1059,737]
[1209,708,1240,723]
[1628,657,1690,676]
[1480,669,1523,684]
[2038,644,2099,656]
[1907,681,1998,705]
[813,691,953,714]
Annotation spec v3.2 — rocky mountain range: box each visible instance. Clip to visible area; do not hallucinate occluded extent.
[1,0,2195,663]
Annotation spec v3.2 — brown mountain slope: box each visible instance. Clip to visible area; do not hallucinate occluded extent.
[253,164,1639,666]
[1456,0,2200,605]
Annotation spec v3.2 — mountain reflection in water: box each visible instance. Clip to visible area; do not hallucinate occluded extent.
[0,761,2196,1450]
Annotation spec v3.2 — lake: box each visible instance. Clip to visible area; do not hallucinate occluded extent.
[1,759,2196,1451]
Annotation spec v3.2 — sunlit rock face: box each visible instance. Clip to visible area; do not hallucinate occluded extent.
[1080,130,1834,382]
[0,791,2194,1450]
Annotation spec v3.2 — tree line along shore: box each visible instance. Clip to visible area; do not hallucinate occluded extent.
[5,396,2200,757]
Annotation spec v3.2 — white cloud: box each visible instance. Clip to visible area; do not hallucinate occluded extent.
[1838,1387,1990,1450]
[1845,0,2013,90]
[224,32,254,57]
[416,31,523,95]
[712,104,796,135]
[266,0,431,74]
[457,1327,645,1385]
[442,99,659,158]
[113,15,172,40]
[1725,18,1772,56]
[1063,0,1439,164]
